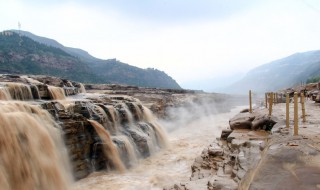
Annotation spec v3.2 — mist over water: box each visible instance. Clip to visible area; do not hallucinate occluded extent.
[74,99,246,190]
[0,75,247,190]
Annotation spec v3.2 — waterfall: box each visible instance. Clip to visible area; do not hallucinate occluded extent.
[112,135,139,167]
[30,84,41,100]
[105,105,118,123]
[79,83,86,93]
[48,86,66,100]
[0,87,11,100]
[99,105,119,134]
[0,82,33,100]
[118,103,134,124]
[92,104,109,122]
[88,120,126,172]
[0,74,171,183]
[135,104,143,120]
[142,106,169,148]
[0,102,73,190]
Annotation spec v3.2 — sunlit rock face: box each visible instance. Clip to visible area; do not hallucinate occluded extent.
[0,74,169,185]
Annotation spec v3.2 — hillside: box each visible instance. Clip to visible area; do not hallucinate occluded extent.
[11,30,98,62]
[0,30,181,89]
[90,59,180,88]
[0,31,97,82]
[226,50,320,94]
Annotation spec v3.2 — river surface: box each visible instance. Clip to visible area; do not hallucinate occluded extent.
[74,106,244,190]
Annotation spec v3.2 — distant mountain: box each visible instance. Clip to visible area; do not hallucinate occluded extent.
[226,50,320,94]
[0,30,181,89]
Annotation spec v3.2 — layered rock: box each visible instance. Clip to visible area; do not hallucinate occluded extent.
[84,83,243,119]
[165,109,275,190]
[0,74,168,180]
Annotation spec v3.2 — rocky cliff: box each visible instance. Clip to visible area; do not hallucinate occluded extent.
[0,73,241,188]
[0,74,170,182]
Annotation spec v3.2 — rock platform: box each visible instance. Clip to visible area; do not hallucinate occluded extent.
[166,100,320,190]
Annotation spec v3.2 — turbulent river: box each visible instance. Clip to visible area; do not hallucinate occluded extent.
[74,106,244,190]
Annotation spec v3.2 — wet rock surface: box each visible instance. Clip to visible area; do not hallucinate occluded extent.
[0,74,243,183]
[0,74,170,180]
[84,83,243,119]
[165,125,270,190]
[167,98,320,190]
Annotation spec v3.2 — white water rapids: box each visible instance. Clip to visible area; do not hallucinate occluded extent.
[74,106,244,190]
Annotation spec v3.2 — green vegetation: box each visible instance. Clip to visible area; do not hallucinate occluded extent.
[306,76,320,84]
[91,59,181,89]
[0,31,181,89]
[0,32,97,83]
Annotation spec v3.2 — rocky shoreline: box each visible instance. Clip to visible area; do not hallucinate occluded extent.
[167,99,320,190]
[0,74,245,186]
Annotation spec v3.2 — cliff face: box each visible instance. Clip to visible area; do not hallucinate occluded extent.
[0,30,181,89]
[0,74,170,181]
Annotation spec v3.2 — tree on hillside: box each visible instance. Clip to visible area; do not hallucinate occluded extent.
[306,76,320,84]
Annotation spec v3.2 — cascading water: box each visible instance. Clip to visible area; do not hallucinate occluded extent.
[0,87,11,100]
[48,86,66,100]
[130,102,143,121]
[0,82,34,100]
[142,105,169,148]
[0,75,172,190]
[118,103,134,124]
[75,104,245,190]
[0,101,73,190]
[112,135,139,167]
[105,105,119,124]
[79,83,86,93]
[120,103,159,155]
[30,84,41,99]
[88,120,126,172]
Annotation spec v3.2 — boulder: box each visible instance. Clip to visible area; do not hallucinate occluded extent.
[252,115,276,130]
[220,129,232,140]
[229,111,276,131]
[229,112,255,130]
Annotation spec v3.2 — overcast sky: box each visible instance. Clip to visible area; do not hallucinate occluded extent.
[1,0,320,90]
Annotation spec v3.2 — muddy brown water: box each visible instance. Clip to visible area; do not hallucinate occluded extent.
[74,106,245,190]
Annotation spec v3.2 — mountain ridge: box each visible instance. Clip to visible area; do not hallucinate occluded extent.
[0,30,181,89]
[226,50,320,94]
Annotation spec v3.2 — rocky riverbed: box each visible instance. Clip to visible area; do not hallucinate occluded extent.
[0,74,247,190]
[167,98,320,190]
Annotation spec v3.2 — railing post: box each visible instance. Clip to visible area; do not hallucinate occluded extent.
[294,92,298,135]
[269,92,273,116]
[249,90,252,113]
[301,92,306,122]
[265,93,268,108]
[286,93,289,128]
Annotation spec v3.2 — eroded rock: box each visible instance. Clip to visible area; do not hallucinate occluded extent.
[229,111,276,131]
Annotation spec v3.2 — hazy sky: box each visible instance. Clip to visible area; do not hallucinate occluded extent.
[1,0,320,90]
